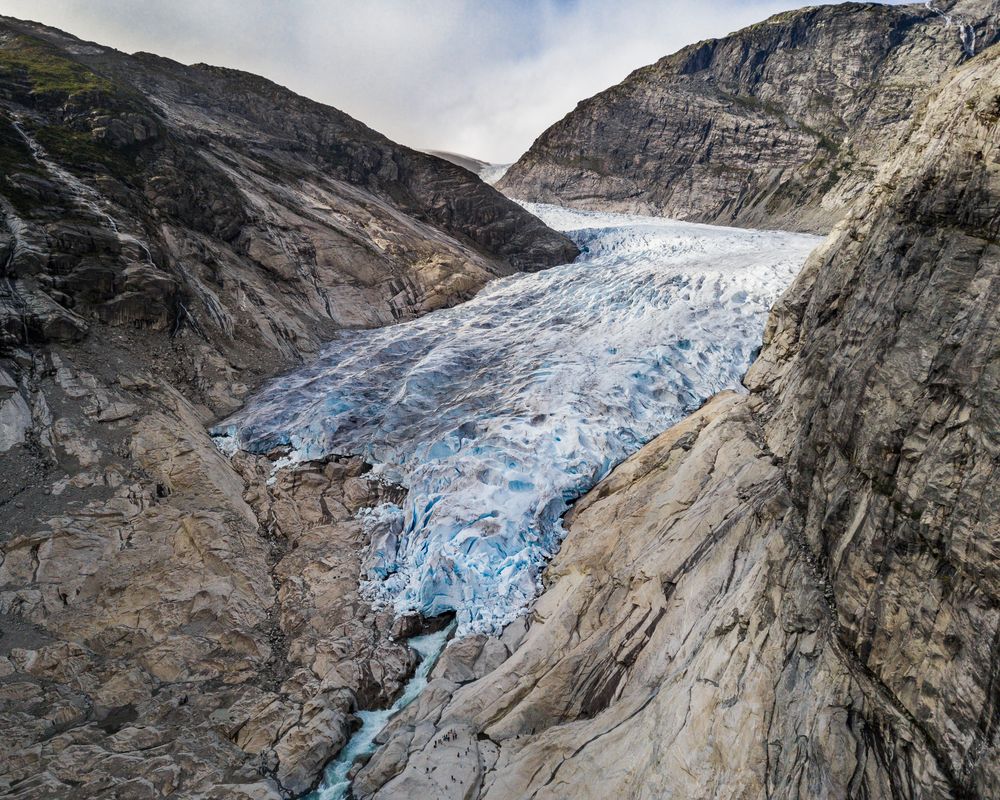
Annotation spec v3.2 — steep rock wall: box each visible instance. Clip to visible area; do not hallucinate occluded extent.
[358,39,1000,800]
[499,0,999,233]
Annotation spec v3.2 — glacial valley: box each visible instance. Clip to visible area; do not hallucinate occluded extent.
[0,2,997,799]
[216,205,819,636]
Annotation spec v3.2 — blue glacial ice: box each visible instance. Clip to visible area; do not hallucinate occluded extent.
[213,204,819,635]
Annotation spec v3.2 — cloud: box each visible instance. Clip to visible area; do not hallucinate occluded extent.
[0,0,908,162]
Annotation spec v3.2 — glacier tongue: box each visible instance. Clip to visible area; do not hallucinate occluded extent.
[214,204,820,634]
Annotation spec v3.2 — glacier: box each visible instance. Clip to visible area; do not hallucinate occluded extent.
[477,162,512,185]
[213,204,819,635]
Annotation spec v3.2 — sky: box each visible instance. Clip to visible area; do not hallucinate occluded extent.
[0,0,908,163]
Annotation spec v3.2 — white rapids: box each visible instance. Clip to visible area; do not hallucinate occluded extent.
[213,204,820,635]
[303,624,454,800]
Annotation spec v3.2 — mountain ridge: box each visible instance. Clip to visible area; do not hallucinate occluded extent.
[498,0,1000,232]
[0,15,577,798]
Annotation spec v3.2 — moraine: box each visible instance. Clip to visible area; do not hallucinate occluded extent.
[213,204,820,636]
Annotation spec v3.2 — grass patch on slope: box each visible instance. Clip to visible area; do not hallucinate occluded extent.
[0,35,113,98]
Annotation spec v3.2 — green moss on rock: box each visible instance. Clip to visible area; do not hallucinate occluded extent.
[34,124,138,179]
[0,35,113,99]
[0,116,45,213]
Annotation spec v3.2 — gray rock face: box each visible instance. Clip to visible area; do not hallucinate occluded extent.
[0,15,577,357]
[0,14,576,800]
[358,41,1000,800]
[499,0,1000,233]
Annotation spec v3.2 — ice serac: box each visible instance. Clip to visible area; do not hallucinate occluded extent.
[499,0,1000,233]
[357,43,1000,800]
[217,207,819,633]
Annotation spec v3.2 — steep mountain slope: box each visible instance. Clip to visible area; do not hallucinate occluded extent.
[0,16,577,360]
[0,16,576,800]
[499,0,1000,232]
[422,150,491,175]
[356,39,1000,800]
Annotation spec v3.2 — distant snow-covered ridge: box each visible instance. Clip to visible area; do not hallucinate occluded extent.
[214,206,820,634]
[420,149,510,185]
[478,162,511,185]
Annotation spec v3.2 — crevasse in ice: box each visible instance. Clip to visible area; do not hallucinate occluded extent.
[213,204,819,634]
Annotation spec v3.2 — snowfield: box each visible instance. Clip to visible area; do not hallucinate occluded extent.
[214,205,820,634]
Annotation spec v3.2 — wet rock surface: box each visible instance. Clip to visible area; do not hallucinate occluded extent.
[358,41,1000,800]
[499,0,1000,233]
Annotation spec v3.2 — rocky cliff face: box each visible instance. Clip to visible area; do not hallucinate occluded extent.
[0,16,576,358]
[356,40,999,800]
[499,0,1000,233]
[0,16,577,799]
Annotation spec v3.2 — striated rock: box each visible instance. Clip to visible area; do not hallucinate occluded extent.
[0,14,576,361]
[0,367,427,797]
[0,12,574,800]
[359,40,1000,800]
[499,0,1000,233]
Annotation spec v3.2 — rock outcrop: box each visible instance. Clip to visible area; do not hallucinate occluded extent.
[0,15,576,799]
[499,0,1000,232]
[357,38,1000,800]
[0,15,576,361]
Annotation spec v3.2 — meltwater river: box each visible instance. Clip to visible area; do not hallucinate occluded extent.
[214,204,819,635]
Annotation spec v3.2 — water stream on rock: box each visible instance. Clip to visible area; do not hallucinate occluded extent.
[214,204,820,635]
[12,117,158,267]
[303,624,454,800]
[925,0,977,56]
